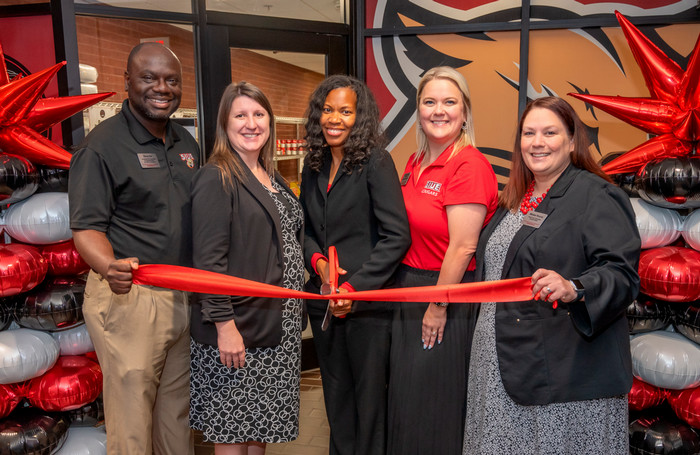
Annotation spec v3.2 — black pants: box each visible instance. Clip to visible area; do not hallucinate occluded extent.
[307,292,392,455]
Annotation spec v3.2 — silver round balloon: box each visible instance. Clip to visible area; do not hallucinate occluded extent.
[631,198,682,249]
[0,328,59,384]
[631,330,700,390]
[54,426,107,455]
[52,323,94,355]
[1,192,71,244]
[683,208,700,252]
[14,277,86,332]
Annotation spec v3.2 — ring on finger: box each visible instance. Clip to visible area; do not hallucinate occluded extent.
[546,286,552,293]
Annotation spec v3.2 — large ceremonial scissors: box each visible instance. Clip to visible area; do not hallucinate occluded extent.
[320,246,339,331]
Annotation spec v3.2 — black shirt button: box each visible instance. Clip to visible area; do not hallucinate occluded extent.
[169,162,174,167]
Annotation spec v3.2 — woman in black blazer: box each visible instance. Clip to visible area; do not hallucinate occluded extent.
[463,97,640,455]
[190,82,304,454]
[300,75,410,455]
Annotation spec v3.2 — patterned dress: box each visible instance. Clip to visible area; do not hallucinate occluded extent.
[463,210,628,455]
[190,178,305,444]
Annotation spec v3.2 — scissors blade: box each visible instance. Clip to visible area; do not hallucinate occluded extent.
[321,301,333,331]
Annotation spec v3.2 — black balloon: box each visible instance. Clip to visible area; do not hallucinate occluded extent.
[0,299,13,331]
[68,396,104,427]
[0,154,38,206]
[35,168,68,194]
[636,157,700,209]
[627,295,673,334]
[629,411,700,455]
[600,152,639,197]
[0,407,69,455]
[674,303,700,345]
[14,277,86,331]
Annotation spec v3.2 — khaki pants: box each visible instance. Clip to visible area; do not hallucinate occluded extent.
[83,270,193,455]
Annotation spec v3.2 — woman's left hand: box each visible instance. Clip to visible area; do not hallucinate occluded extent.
[422,304,447,349]
[531,268,578,304]
[330,287,352,317]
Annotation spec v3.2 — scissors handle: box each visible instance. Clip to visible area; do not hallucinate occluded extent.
[328,246,339,294]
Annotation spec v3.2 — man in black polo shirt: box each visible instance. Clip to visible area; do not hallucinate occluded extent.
[69,42,199,455]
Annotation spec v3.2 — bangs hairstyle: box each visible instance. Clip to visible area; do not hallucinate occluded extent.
[304,74,384,174]
[499,96,612,210]
[414,66,475,165]
[208,81,276,190]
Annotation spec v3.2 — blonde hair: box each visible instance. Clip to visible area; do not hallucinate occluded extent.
[414,66,476,165]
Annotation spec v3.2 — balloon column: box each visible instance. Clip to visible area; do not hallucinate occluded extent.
[572,12,700,453]
[0,40,110,454]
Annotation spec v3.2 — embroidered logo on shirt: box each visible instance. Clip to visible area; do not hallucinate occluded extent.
[422,180,442,196]
[179,153,195,169]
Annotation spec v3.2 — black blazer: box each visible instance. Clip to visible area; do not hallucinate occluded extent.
[190,157,303,348]
[300,148,411,312]
[475,164,640,405]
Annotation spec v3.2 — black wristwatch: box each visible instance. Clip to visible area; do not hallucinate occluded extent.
[569,279,585,302]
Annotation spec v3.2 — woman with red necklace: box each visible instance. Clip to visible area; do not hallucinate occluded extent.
[463,96,640,454]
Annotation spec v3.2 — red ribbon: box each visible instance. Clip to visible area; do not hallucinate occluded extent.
[132,264,534,304]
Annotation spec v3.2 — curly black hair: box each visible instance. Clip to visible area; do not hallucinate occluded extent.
[304,75,385,173]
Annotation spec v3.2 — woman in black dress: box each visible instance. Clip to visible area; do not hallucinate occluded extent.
[190,82,304,455]
[300,75,410,455]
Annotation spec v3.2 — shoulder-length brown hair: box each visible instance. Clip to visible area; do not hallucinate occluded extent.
[208,81,276,189]
[500,96,612,210]
[414,66,476,165]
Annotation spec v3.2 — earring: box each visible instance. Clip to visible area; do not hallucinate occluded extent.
[417,123,423,131]
[461,121,468,131]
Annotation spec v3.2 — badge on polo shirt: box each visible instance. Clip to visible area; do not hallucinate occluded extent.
[421,180,442,196]
[137,153,160,169]
[179,153,195,169]
[400,172,410,186]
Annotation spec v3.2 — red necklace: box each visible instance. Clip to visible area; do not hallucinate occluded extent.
[520,181,550,214]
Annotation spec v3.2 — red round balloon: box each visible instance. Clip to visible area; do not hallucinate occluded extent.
[0,243,47,296]
[629,377,667,411]
[26,355,102,412]
[668,387,700,429]
[0,383,23,418]
[39,240,89,277]
[639,246,700,302]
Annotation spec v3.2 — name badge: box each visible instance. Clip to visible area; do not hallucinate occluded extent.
[522,211,547,228]
[400,172,410,186]
[137,153,160,169]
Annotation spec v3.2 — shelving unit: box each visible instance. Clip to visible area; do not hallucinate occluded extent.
[274,115,307,187]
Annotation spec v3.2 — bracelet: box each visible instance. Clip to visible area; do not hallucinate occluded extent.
[432,301,449,307]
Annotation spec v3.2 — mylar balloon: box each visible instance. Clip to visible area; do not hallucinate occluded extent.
[0,300,13,332]
[0,328,59,384]
[68,397,104,427]
[0,154,38,206]
[14,277,86,331]
[628,295,673,334]
[51,324,93,356]
[36,167,68,194]
[639,246,700,302]
[631,198,683,249]
[39,240,89,277]
[0,407,69,455]
[0,384,22,419]
[668,387,700,429]
[629,412,700,455]
[675,303,700,345]
[629,377,667,411]
[26,355,102,412]
[600,152,639,197]
[631,330,700,390]
[636,157,700,209]
[1,192,71,244]
[684,209,700,252]
[54,426,106,455]
[0,243,47,297]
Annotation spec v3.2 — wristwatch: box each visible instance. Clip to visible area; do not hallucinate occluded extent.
[432,301,449,307]
[569,279,585,302]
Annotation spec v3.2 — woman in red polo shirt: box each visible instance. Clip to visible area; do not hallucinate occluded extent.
[387,66,498,455]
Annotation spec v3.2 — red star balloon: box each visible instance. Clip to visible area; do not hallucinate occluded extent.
[0,42,114,169]
[569,11,699,174]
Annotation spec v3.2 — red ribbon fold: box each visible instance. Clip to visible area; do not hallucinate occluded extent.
[132,264,534,304]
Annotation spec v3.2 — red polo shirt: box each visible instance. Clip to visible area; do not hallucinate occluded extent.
[400,144,498,271]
